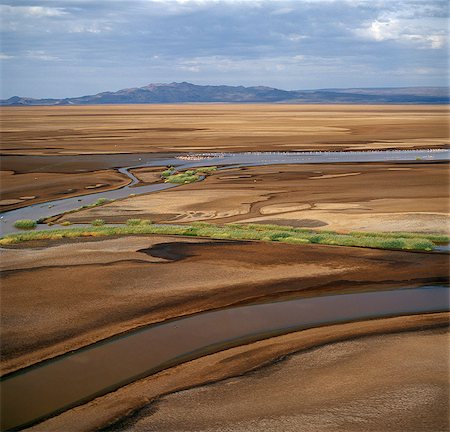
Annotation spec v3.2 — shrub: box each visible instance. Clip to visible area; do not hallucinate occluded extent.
[161,168,176,178]
[281,237,310,245]
[269,232,292,241]
[379,239,405,249]
[182,227,199,236]
[126,219,152,226]
[195,166,217,174]
[403,239,434,251]
[126,219,142,226]
[165,173,199,184]
[60,221,72,226]
[13,219,37,230]
[94,198,111,206]
[91,219,105,226]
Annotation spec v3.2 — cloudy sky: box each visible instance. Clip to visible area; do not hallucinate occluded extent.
[0,0,448,98]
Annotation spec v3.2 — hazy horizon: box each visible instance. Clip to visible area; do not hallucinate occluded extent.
[1,0,448,99]
[3,81,450,101]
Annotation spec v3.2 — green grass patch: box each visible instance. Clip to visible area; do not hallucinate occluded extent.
[160,166,217,184]
[126,219,152,226]
[0,222,445,252]
[13,219,37,230]
[161,167,176,178]
[164,173,200,184]
[91,219,106,227]
[194,166,217,174]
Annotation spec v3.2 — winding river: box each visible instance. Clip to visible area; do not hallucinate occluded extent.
[1,149,449,235]
[1,285,448,431]
[1,149,449,431]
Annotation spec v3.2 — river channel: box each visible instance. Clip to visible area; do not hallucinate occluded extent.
[1,149,448,235]
[1,285,448,431]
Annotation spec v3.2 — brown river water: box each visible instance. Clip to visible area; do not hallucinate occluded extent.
[1,285,448,431]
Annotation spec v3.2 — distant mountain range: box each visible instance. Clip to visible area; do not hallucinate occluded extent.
[1,82,449,105]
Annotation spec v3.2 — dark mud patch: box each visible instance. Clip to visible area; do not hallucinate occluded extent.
[139,241,246,262]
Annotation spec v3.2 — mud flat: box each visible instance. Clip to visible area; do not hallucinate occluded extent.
[107,327,449,432]
[0,169,130,212]
[1,236,448,375]
[62,161,450,233]
[24,315,449,432]
[1,105,448,156]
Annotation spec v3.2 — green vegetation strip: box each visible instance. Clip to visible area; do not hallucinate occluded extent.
[1,221,448,251]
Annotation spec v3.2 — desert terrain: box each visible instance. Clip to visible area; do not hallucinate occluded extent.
[1,104,448,212]
[1,105,448,156]
[59,161,450,234]
[0,105,448,431]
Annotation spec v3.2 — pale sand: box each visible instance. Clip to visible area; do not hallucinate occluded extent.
[59,188,272,224]
[309,172,361,179]
[61,162,449,233]
[240,211,449,234]
[122,327,448,432]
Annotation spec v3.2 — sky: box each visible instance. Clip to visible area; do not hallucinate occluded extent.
[0,0,448,99]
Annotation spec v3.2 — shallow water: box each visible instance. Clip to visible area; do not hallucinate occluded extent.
[1,149,448,236]
[1,285,448,431]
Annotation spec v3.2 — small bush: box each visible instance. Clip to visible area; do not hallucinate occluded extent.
[126,219,153,226]
[60,221,72,226]
[13,219,37,230]
[281,237,310,245]
[161,168,176,178]
[91,219,105,226]
[195,166,217,174]
[126,219,142,226]
[182,227,199,236]
[165,173,199,184]
[94,198,111,206]
[269,232,292,241]
[380,239,405,249]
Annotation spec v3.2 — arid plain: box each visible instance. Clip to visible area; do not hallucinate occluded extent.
[0,105,449,431]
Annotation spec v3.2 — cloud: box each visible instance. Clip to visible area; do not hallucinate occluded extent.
[0,0,448,98]
[0,53,14,60]
[69,22,112,34]
[354,7,447,49]
[0,5,68,17]
[26,51,60,61]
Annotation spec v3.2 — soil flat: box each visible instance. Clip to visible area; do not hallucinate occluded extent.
[1,236,448,374]
[1,104,448,431]
[0,169,130,211]
[1,105,448,156]
[113,329,449,432]
[62,162,450,233]
[26,315,449,432]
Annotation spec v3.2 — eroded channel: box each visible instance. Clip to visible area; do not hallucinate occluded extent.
[1,149,449,235]
[1,285,448,431]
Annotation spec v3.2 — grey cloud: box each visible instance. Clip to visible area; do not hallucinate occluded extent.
[0,0,448,98]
